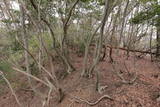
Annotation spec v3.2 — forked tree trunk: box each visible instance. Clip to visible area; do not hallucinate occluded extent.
[60,0,80,73]
[87,0,111,77]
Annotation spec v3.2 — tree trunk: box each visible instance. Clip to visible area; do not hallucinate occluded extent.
[109,5,120,62]
[156,26,160,57]
[87,0,111,76]
[150,27,153,61]
[20,4,30,85]
[119,0,130,47]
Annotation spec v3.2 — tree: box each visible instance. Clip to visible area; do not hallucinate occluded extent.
[130,0,160,57]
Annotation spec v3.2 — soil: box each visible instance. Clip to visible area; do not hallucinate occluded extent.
[0,49,160,107]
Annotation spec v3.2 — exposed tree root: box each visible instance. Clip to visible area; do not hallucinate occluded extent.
[112,62,138,84]
[98,85,108,94]
[122,74,137,84]
[71,95,114,106]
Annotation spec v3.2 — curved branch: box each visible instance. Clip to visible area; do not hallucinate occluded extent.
[72,95,113,106]
[64,0,80,27]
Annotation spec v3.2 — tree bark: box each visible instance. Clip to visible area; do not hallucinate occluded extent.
[20,3,30,85]
[156,26,160,57]
[119,0,129,47]
[87,0,111,76]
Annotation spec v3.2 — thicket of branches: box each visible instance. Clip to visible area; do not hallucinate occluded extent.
[0,0,160,106]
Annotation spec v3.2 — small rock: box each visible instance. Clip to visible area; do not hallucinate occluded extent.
[156,97,160,102]
[153,74,159,79]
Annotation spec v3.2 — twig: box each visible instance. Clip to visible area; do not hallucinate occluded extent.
[0,71,22,107]
[12,67,50,87]
[68,99,74,107]
[15,38,55,82]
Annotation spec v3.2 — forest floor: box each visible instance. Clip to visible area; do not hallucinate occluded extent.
[0,49,160,107]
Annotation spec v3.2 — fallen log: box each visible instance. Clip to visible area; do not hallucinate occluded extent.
[106,45,159,55]
[89,44,159,60]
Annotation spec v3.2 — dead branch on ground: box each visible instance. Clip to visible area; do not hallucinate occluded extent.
[106,45,159,55]
[70,94,113,106]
